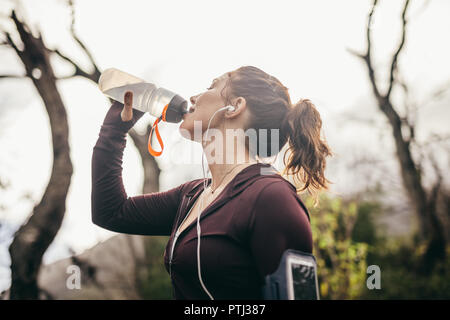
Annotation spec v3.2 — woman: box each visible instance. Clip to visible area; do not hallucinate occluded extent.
[91,66,333,299]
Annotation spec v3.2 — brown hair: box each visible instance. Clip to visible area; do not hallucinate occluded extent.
[221,66,334,207]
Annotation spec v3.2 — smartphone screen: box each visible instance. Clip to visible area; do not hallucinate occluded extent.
[262,249,320,300]
[286,254,320,300]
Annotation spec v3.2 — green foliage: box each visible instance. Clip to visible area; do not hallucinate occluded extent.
[137,236,173,300]
[351,201,381,245]
[359,238,450,299]
[306,191,450,300]
[307,194,370,299]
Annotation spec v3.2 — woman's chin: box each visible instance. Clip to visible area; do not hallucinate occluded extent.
[179,123,193,141]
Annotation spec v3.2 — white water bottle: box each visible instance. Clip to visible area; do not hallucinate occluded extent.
[98,67,188,123]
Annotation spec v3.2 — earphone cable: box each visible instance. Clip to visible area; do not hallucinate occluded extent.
[197,105,233,300]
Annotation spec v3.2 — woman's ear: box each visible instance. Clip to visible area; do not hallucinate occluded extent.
[226,97,246,118]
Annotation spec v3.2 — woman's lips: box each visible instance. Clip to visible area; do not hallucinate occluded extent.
[182,107,195,119]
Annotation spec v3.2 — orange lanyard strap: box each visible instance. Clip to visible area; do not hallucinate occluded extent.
[147,104,169,157]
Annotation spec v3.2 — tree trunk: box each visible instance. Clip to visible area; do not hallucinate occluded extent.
[382,100,446,272]
[6,11,73,299]
[129,125,161,193]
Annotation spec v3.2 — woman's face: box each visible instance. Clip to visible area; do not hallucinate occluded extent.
[179,72,233,142]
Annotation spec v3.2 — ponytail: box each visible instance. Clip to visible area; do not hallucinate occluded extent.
[221,66,333,207]
[281,99,334,207]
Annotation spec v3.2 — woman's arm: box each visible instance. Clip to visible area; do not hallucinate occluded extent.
[248,180,313,279]
[91,100,183,236]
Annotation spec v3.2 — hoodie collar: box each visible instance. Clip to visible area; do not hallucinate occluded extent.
[180,162,306,241]
[185,162,287,198]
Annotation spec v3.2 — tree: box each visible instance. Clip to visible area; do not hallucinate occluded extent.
[348,0,449,273]
[0,10,73,299]
[0,1,161,298]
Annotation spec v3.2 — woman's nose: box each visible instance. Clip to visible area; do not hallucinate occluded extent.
[190,95,197,105]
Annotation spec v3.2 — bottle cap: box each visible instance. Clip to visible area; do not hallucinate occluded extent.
[147,94,188,157]
[164,94,188,123]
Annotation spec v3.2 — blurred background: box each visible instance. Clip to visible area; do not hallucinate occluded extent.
[0,0,449,299]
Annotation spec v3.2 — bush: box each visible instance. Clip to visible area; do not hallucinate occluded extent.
[359,238,450,299]
[306,193,370,299]
[137,236,173,299]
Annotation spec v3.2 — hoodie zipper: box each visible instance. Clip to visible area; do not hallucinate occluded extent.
[169,196,192,278]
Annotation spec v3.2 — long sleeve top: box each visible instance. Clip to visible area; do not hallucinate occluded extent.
[91,101,313,300]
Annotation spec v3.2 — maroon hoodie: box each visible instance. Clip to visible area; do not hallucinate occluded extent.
[91,101,313,300]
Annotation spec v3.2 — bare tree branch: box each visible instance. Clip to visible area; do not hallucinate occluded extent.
[44,0,100,82]
[347,0,384,103]
[428,152,443,206]
[48,48,94,80]
[0,74,27,79]
[348,0,412,103]
[346,47,365,60]
[4,31,22,57]
[67,0,101,80]
[365,0,384,103]
[386,0,411,99]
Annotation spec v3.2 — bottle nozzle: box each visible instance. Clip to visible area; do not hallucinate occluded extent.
[165,94,188,123]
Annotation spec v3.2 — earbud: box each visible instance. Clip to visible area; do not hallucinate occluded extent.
[225,105,235,112]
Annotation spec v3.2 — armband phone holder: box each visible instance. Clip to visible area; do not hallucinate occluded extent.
[262,249,320,300]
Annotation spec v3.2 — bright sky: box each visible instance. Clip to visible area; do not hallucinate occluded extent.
[0,0,449,291]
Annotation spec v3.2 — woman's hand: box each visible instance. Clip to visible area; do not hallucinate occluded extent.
[99,91,144,134]
[121,91,134,122]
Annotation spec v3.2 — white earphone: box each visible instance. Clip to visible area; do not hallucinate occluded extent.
[197,104,235,300]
